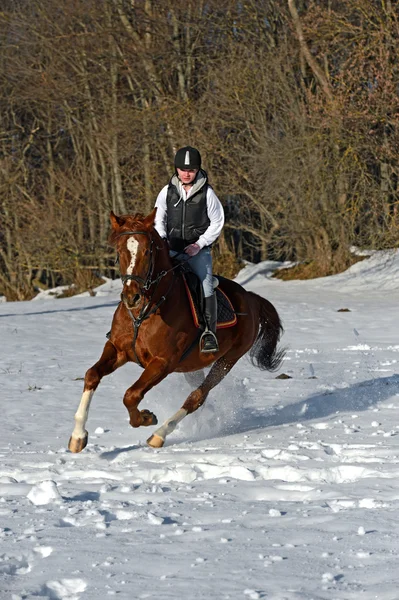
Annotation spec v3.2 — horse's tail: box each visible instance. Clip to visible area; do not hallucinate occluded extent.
[248,292,285,372]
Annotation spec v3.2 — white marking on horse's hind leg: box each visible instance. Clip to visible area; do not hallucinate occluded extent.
[147,408,188,448]
[69,390,94,449]
[125,237,139,287]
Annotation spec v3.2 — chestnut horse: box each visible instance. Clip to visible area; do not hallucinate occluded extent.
[68,209,284,452]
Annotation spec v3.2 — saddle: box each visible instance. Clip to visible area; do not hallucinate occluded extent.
[181,270,237,330]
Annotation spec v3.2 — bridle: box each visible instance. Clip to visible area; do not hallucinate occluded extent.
[118,230,157,292]
[115,229,179,367]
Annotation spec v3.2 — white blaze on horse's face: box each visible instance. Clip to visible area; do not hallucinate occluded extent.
[125,237,140,286]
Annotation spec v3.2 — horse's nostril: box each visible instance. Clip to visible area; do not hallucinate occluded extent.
[122,292,141,309]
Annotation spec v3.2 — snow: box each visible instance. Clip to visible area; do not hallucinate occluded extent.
[2,251,399,599]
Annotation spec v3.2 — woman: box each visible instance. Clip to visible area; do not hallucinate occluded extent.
[154,146,225,353]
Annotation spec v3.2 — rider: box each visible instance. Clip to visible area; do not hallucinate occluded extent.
[154,146,225,353]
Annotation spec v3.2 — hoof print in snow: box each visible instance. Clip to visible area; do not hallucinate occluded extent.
[275,373,292,379]
[337,308,351,312]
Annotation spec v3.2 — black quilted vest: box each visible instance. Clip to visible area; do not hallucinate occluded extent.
[166,172,210,252]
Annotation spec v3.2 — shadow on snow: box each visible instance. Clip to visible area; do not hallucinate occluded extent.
[219,374,399,438]
[0,301,118,319]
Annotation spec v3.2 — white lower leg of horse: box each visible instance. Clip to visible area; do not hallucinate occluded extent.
[152,408,188,442]
[71,390,94,440]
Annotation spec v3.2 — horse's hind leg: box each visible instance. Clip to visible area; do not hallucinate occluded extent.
[182,356,237,414]
[68,341,126,453]
[147,356,237,448]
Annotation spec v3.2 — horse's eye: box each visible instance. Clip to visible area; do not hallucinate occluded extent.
[144,249,149,256]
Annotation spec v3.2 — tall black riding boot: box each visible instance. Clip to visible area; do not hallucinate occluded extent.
[201,293,219,353]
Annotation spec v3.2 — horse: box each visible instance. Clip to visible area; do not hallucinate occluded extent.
[68,208,285,451]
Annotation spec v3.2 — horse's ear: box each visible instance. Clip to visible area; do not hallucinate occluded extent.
[110,211,125,230]
[143,207,157,229]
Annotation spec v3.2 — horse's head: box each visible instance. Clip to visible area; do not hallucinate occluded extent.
[109,208,165,311]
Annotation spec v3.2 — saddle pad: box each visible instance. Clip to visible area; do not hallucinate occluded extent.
[182,275,237,330]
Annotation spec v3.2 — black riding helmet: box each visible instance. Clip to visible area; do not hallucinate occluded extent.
[174,146,201,170]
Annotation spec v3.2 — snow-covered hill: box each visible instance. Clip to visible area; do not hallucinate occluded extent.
[1,251,399,600]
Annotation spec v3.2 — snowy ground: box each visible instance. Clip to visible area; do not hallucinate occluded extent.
[1,250,399,600]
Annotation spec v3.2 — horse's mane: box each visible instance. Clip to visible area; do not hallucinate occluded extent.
[108,213,148,245]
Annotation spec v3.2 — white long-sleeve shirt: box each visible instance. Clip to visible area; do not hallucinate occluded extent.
[154,180,225,249]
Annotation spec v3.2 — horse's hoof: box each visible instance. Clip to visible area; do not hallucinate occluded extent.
[147,434,164,448]
[68,434,88,453]
[129,410,158,428]
[140,409,158,426]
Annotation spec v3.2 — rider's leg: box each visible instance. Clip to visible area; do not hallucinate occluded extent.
[189,248,219,353]
[203,293,219,352]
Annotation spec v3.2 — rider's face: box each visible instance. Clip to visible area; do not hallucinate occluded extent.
[177,168,199,185]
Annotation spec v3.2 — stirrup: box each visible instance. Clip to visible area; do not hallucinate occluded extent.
[200,330,219,353]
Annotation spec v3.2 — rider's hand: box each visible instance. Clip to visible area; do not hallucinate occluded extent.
[184,243,201,257]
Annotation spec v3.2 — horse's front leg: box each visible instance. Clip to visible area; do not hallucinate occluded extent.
[123,357,171,428]
[68,341,126,453]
